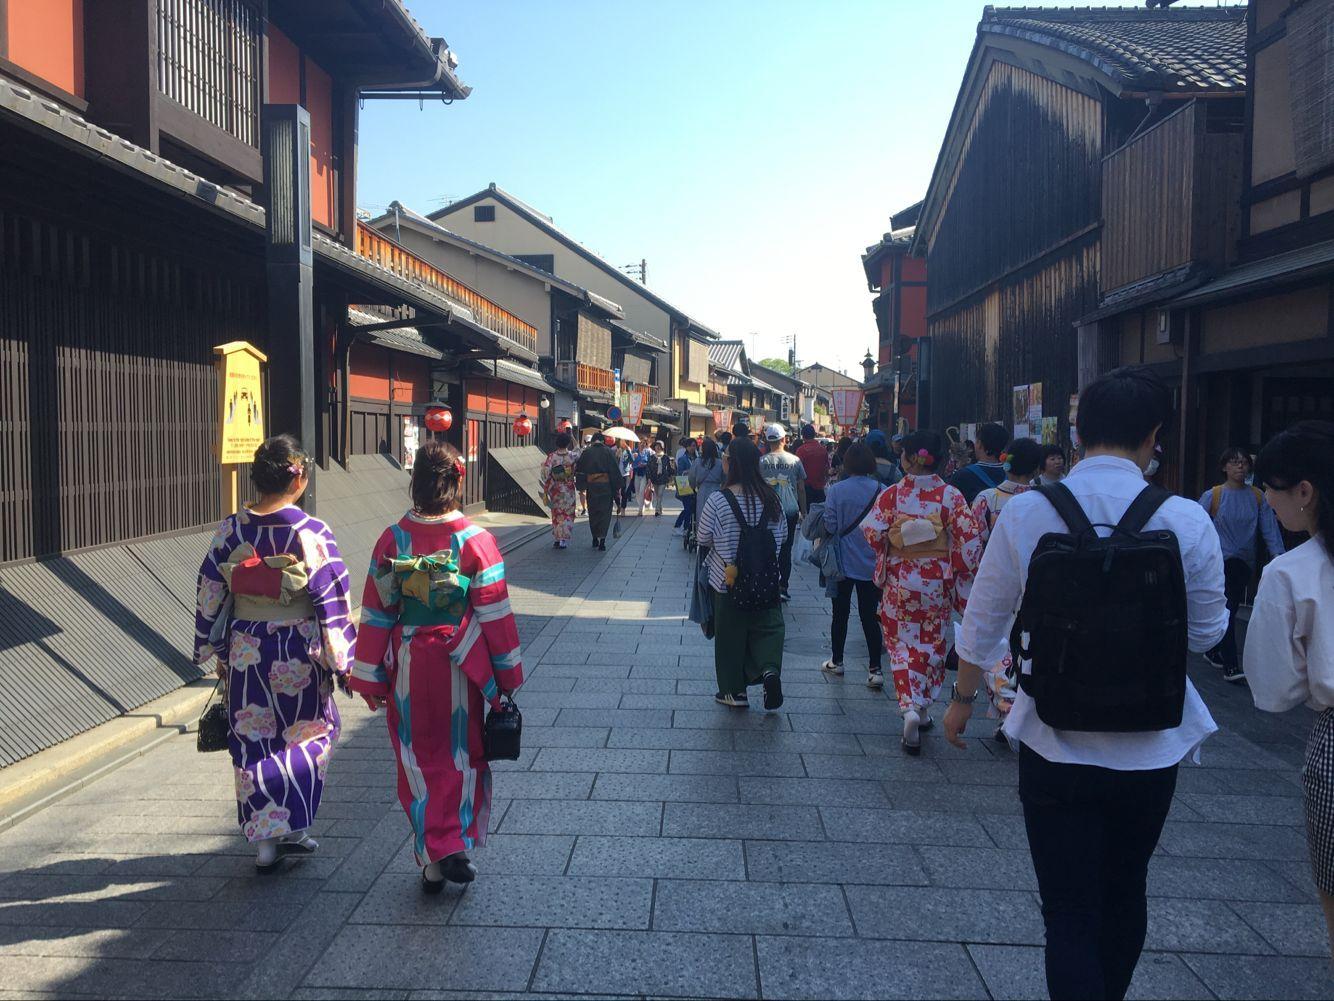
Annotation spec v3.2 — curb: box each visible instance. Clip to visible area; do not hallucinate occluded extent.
[0,516,555,833]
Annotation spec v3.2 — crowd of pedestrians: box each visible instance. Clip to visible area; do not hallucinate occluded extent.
[194,374,1332,998]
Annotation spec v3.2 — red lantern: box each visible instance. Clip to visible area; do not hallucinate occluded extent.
[513,413,533,437]
[557,418,572,433]
[425,407,452,432]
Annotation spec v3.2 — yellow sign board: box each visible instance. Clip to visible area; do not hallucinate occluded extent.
[214,341,268,464]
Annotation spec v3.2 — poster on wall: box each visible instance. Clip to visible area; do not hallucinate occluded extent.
[1027,383,1044,424]
[1040,417,1058,445]
[1012,386,1029,426]
[1013,422,1031,441]
[403,417,420,470]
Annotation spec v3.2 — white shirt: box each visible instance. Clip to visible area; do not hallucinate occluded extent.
[958,454,1228,770]
[1244,537,1334,713]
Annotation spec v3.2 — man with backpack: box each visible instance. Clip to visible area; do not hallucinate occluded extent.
[943,367,1227,1001]
[1198,447,1285,683]
[949,422,1008,503]
[646,441,675,516]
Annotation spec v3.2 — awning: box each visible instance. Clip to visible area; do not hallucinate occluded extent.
[468,358,557,394]
[1170,239,1334,309]
[650,421,681,432]
[348,307,444,359]
[687,404,713,418]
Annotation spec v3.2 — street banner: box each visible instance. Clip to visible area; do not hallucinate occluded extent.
[625,388,646,426]
[831,388,864,429]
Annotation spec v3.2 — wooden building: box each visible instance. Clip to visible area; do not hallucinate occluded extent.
[708,341,787,427]
[912,5,1247,452]
[427,184,720,442]
[0,0,540,764]
[862,200,928,432]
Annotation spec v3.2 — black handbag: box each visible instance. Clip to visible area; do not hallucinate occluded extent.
[196,679,230,753]
[483,695,522,761]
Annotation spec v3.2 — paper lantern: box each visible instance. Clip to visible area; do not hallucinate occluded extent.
[513,413,533,437]
[425,407,452,432]
[557,418,572,433]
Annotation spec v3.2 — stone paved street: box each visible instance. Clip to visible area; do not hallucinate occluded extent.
[0,500,1330,1000]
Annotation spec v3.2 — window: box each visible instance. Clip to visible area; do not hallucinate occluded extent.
[473,205,496,222]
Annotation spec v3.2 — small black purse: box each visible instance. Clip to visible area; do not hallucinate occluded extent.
[196,680,230,753]
[483,695,522,761]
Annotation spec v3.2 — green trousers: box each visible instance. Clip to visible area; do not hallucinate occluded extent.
[712,590,785,695]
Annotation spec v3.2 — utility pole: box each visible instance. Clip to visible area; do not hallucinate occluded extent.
[620,259,647,283]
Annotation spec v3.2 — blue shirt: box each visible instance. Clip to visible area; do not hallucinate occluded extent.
[822,475,882,582]
[1198,485,1285,568]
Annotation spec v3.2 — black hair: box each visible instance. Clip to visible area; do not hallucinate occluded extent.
[1004,438,1044,479]
[1218,446,1251,469]
[842,442,876,478]
[1038,444,1065,470]
[723,437,781,524]
[554,432,573,450]
[251,434,310,496]
[975,422,1008,458]
[1076,366,1173,451]
[411,439,464,515]
[717,431,733,449]
[700,438,719,465]
[901,429,946,473]
[868,436,892,461]
[1255,420,1334,564]
[732,421,751,439]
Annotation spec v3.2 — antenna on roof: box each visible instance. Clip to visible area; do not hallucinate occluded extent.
[620,259,647,284]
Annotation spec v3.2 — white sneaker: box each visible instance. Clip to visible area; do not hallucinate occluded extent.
[820,660,845,676]
[866,670,884,689]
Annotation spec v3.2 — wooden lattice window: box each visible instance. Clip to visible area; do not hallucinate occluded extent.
[157,0,262,148]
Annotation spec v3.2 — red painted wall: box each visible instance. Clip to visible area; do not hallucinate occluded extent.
[7,0,84,98]
[466,379,540,417]
[266,22,336,230]
[349,345,428,403]
[900,285,928,340]
[267,24,301,103]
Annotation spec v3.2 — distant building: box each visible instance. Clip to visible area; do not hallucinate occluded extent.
[862,201,928,432]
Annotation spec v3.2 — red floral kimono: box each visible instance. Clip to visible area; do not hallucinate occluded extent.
[350,510,523,865]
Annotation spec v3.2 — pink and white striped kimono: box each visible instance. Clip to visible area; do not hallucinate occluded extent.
[350,510,524,865]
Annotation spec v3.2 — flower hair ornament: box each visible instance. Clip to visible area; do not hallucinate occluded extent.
[916,448,935,464]
[287,461,305,477]
[999,451,1012,472]
[453,458,467,481]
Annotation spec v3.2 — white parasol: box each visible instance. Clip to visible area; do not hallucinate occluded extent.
[603,426,639,443]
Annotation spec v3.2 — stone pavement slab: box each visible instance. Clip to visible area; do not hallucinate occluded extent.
[0,501,1329,999]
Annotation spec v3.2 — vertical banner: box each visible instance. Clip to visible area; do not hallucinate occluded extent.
[831,389,865,429]
[624,388,646,426]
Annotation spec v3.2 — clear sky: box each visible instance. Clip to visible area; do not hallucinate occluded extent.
[359,0,1223,379]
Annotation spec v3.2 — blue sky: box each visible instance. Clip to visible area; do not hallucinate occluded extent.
[359,1,1219,377]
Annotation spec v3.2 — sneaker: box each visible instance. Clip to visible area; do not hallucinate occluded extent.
[1223,664,1247,684]
[866,670,884,689]
[440,852,477,884]
[1204,648,1225,669]
[820,660,845,676]
[762,672,784,711]
[558,540,568,549]
[901,709,922,756]
[779,590,791,602]
[714,692,748,707]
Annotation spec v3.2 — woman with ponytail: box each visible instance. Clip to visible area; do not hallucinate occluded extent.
[1244,420,1334,955]
[193,434,356,872]
[350,440,524,892]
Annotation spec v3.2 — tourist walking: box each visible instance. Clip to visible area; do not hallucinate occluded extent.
[673,438,699,537]
[576,434,621,550]
[690,437,725,513]
[819,442,884,687]
[1035,444,1066,486]
[759,423,807,601]
[632,443,650,510]
[696,437,787,710]
[616,440,634,515]
[1200,446,1286,682]
[1242,420,1334,958]
[795,423,832,504]
[192,434,356,872]
[863,429,982,754]
[350,440,524,892]
[970,436,1043,728]
[645,440,674,515]
[866,429,901,487]
[540,431,578,549]
[945,367,1227,1001]
[949,421,1008,503]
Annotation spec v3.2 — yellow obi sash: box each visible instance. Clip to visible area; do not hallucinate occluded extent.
[887,512,949,559]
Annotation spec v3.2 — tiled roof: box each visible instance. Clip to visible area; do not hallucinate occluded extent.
[982,6,1247,92]
[709,340,746,373]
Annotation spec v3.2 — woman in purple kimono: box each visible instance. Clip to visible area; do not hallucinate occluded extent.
[193,435,356,872]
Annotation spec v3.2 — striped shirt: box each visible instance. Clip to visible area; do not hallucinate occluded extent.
[696,489,788,592]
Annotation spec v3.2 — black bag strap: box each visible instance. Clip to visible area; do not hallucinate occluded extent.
[1116,484,1171,535]
[721,488,750,529]
[840,489,880,539]
[1035,483,1095,537]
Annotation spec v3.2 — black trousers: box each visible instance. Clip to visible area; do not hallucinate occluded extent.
[831,578,881,669]
[778,513,798,590]
[1019,744,1178,1001]
[1216,556,1252,671]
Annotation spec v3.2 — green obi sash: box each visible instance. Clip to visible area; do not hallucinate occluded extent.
[379,524,472,628]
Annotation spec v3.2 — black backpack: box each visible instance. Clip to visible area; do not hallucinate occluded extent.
[721,491,782,612]
[1010,483,1188,733]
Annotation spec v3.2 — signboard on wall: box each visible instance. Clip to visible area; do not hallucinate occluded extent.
[403,417,420,469]
[215,341,267,464]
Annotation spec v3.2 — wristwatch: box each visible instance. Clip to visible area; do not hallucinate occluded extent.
[950,682,978,705]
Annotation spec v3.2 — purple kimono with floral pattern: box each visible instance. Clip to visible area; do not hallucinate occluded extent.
[193,506,356,842]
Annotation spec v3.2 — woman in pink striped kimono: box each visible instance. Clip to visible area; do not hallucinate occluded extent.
[350,440,524,893]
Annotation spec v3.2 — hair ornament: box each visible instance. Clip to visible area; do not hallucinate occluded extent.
[1000,451,1012,472]
[454,458,467,481]
[917,448,934,463]
[287,462,304,476]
